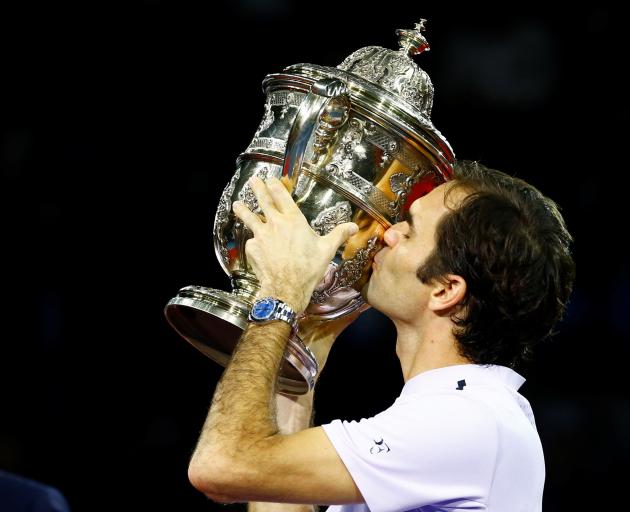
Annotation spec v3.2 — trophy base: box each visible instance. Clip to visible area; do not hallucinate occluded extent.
[164,285,318,395]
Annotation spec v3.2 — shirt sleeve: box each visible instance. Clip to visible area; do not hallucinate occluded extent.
[321,393,499,512]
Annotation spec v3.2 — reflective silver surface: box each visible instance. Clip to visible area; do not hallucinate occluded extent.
[165,20,455,394]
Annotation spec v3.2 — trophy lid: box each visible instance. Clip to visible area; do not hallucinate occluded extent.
[337,19,434,118]
[271,19,455,175]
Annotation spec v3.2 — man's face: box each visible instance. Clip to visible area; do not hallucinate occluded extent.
[364,182,458,322]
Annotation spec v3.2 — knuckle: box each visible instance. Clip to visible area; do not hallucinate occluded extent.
[244,238,256,252]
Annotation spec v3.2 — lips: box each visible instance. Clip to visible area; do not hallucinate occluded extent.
[372,248,386,268]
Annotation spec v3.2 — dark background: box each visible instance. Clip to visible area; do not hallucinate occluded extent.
[1,1,628,511]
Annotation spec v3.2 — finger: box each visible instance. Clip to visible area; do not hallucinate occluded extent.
[280,176,294,194]
[249,176,278,218]
[324,222,359,254]
[233,200,263,234]
[267,176,300,214]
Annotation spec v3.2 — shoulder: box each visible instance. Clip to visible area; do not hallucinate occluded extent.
[319,393,501,511]
[378,389,500,436]
[324,391,499,467]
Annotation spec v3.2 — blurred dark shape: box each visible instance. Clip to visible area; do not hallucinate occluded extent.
[234,0,292,17]
[0,471,71,512]
[0,435,23,471]
[143,416,181,447]
[609,270,630,335]
[537,396,630,506]
[39,291,63,349]
[1,129,32,179]
[561,287,589,328]
[343,307,392,348]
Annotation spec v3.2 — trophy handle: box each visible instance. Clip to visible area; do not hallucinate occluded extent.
[282,78,351,179]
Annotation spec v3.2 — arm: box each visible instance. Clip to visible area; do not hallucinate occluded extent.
[187,319,362,505]
[247,392,316,512]
[247,311,365,512]
[188,176,364,505]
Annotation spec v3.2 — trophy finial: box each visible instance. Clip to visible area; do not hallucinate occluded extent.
[396,19,430,57]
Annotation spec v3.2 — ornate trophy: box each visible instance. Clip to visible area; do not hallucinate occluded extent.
[165,20,455,394]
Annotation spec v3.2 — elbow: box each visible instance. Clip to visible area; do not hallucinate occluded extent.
[188,452,243,503]
[187,460,211,496]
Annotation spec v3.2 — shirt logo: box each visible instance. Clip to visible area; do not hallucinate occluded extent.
[456,379,466,390]
[370,438,390,454]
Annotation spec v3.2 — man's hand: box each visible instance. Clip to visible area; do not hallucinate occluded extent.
[232,175,358,313]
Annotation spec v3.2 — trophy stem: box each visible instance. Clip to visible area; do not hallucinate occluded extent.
[231,270,260,301]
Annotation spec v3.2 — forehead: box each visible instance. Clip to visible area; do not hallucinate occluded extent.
[408,182,453,218]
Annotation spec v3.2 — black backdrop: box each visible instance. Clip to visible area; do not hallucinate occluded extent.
[2,2,628,511]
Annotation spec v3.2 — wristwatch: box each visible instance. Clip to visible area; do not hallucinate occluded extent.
[248,297,298,331]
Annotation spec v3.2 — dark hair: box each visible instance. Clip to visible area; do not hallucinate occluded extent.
[417,161,575,369]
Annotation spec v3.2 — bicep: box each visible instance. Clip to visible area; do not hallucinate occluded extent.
[224,427,364,505]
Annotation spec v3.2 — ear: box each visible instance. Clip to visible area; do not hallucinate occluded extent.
[427,274,467,314]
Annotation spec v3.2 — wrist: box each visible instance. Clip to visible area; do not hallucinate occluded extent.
[256,286,310,314]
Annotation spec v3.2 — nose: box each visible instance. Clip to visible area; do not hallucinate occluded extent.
[383,222,405,247]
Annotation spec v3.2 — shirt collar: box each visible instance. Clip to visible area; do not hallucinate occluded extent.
[400,363,526,398]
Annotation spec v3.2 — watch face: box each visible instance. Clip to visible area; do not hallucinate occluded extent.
[251,298,276,321]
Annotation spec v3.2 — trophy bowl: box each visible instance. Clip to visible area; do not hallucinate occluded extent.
[165,20,455,394]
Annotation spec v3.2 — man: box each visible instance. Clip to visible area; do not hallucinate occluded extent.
[187,161,575,511]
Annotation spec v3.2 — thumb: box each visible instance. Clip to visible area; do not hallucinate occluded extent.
[325,222,359,251]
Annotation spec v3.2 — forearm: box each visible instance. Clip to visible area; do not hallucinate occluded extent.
[190,321,291,465]
[248,502,317,512]
[248,391,316,512]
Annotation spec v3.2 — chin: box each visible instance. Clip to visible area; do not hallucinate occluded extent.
[361,280,376,304]
[361,281,384,313]
[360,281,370,302]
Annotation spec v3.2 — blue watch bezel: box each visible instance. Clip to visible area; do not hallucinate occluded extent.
[249,297,278,322]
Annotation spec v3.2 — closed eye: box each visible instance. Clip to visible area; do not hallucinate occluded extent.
[402,210,415,238]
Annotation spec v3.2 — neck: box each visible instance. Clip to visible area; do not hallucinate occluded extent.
[394,317,472,382]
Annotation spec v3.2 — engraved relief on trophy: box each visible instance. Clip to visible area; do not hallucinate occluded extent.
[309,236,381,307]
[379,139,399,169]
[336,236,380,289]
[325,117,368,179]
[213,169,241,270]
[254,101,275,137]
[389,172,409,196]
[247,91,306,155]
[310,201,352,236]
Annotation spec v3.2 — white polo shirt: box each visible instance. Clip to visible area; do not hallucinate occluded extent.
[322,364,544,512]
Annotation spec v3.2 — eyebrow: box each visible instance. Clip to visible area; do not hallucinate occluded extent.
[403,209,416,232]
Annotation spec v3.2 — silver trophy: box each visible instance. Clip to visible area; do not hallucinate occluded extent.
[165,20,455,394]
